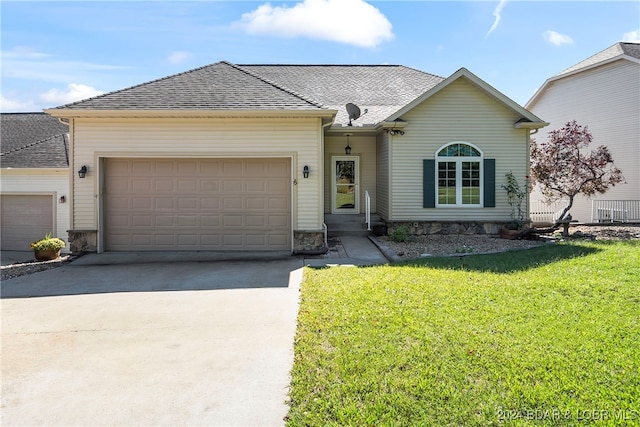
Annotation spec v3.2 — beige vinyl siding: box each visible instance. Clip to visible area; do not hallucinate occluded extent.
[0,169,70,250]
[71,117,322,232]
[528,60,640,222]
[376,132,390,220]
[390,77,529,221]
[324,134,377,214]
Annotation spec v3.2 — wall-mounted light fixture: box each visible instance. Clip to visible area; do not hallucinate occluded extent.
[59,195,66,203]
[345,133,352,155]
[78,165,88,178]
[386,129,405,136]
[303,165,310,178]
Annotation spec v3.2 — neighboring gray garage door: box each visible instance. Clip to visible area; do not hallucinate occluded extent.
[1,194,54,251]
[104,158,291,251]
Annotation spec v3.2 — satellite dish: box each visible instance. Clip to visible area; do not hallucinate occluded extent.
[346,103,361,126]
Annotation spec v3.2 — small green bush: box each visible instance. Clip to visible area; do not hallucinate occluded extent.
[389,224,410,242]
[30,232,66,251]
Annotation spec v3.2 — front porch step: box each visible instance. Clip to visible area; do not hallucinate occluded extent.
[324,214,383,237]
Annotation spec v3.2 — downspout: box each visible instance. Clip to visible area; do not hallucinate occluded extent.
[321,119,334,250]
[526,128,539,224]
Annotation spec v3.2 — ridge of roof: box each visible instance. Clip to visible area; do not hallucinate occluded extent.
[226,62,325,109]
[1,132,68,156]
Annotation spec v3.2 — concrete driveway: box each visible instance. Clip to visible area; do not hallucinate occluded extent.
[1,252,304,426]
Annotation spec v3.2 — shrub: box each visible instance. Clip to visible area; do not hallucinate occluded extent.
[389,224,410,242]
[30,232,66,251]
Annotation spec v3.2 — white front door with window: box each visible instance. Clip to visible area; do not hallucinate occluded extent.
[331,156,359,214]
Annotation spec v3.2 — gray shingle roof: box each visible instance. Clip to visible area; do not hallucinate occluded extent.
[556,42,640,77]
[49,62,445,126]
[1,113,69,168]
[52,61,325,111]
[240,65,444,125]
[621,42,640,59]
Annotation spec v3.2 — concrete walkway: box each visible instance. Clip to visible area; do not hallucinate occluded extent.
[304,235,389,267]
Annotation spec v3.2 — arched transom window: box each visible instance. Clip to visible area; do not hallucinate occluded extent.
[436,142,483,206]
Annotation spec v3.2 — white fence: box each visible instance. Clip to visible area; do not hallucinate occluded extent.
[530,200,568,223]
[591,200,640,223]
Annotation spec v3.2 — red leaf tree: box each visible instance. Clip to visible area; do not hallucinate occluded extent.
[530,120,625,224]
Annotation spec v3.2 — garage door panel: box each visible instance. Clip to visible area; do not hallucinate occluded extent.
[200,197,222,212]
[201,216,220,227]
[132,160,154,174]
[155,180,175,192]
[269,215,289,227]
[105,158,291,251]
[223,180,243,192]
[246,198,266,209]
[132,179,152,193]
[132,198,152,210]
[223,161,243,175]
[223,198,243,210]
[201,180,220,192]
[246,180,266,192]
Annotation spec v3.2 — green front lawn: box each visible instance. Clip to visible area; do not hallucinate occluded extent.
[287,241,640,426]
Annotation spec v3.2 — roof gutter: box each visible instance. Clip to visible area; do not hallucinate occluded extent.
[44,108,338,120]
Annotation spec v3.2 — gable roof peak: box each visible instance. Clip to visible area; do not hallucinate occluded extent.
[555,41,640,78]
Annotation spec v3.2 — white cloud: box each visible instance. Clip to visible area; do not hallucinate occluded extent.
[1,46,50,59]
[236,0,393,48]
[40,83,104,105]
[622,29,640,43]
[168,51,191,65]
[485,0,507,38]
[543,30,574,46]
[0,95,39,112]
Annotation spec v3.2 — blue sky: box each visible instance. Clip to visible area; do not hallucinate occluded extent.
[1,0,638,112]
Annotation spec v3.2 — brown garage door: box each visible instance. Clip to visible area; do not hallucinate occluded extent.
[104,158,291,251]
[1,195,54,251]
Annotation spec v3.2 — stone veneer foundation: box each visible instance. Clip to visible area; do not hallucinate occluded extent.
[293,230,327,254]
[67,229,97,254]
[386,221,504,236]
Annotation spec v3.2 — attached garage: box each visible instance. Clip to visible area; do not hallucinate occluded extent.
[103,158,292,251]
[1,194,54,251]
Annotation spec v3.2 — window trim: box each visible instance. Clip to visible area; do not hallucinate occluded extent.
[435,142,484,208]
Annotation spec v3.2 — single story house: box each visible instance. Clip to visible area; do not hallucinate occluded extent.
[1,113,70,251]
[45,62,547,254]
[527,42,640,223]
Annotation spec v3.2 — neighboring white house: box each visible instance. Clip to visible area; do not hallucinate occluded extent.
[526,42,640,223]
[1,113,70,251]
[45,62,547,254]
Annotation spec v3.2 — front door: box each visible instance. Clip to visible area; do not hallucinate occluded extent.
[332,156,359,214]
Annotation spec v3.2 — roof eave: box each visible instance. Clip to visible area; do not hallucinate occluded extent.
[514,121,549,129]
[44,108,338,120]
[526,55,640,109]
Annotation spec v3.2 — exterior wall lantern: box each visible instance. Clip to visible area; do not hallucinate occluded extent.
[78,165,88,178]
[345,133,352,155]
[303,165,309,178]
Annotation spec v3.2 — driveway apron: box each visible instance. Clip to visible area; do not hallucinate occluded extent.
[1,254,304,426]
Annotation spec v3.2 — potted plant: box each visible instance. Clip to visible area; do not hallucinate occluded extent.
[30,232,65,261]
[500,171,529,239]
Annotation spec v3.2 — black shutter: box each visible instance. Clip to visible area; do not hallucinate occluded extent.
[484,159,496,207]
[423,159,436,208]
